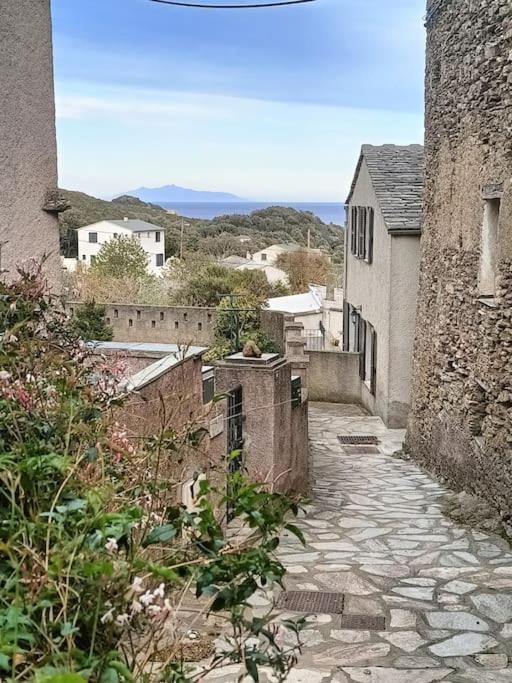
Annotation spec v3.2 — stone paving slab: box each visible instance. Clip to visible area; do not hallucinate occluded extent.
[205,403,512,682]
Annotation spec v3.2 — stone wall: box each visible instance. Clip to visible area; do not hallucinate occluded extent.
[69,302,285,351]
[0,0,61,288]
[308,351,362,405]
[407,0,512,515]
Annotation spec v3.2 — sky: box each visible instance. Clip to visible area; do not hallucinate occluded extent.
[51,0,426,202]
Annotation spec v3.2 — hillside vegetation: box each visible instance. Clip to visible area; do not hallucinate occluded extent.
[59,190,344,262]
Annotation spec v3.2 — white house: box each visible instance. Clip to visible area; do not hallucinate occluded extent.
[77,218,165,275]
[343,144,424,428]
[219,255,289,286]
[250,243,323,266]
[267,284,344,349]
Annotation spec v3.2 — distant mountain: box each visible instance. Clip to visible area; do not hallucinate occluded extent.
[118,184,244,203]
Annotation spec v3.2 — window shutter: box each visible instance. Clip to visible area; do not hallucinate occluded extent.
[350,207,357,254]
[367,208,374,264]
[370,330,377,395]
[343,301,350,351]
[359,319,366,379]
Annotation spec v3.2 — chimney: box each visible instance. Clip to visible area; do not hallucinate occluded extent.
[123,217,128,222]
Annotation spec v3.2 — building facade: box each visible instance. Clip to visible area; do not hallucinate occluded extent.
[343,145,424,428]
[406,1,512,513]
[77,219,166,274]
[0,0,62,287]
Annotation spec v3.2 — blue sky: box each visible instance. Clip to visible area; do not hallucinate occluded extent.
[51,0,426,201]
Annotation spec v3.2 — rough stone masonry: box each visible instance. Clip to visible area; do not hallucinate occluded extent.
[406,0,512,515]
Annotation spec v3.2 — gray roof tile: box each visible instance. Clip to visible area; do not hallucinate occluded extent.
[346,144,424,233]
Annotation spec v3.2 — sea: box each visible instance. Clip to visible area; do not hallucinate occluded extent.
[159,202,345,226]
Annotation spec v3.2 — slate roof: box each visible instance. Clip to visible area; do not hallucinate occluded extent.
[346,144,424,234]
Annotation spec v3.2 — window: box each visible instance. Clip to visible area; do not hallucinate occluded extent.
[156,253,164,267]
[82,255,86,260]
[202,367,215,404]
[151,320,156,328]
[183,312,188,321]
[90,255,96,265]
[160,311,164,321]
[155,231,161,243]
[349,206,374,262]
[175,321,179,329]
[128,319,133,327]
[106,317,111,325]
[198,322,202,331]
[114,309,119,318]
[479,198,501,297]
[88,232,98,243]
[136,310,141,319]
[261,253,267,261]
[364,321,374,384]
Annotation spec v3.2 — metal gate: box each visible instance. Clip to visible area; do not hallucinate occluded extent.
[227,386,243,521]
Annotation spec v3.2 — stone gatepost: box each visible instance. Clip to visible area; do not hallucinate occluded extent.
[284,318,310,387]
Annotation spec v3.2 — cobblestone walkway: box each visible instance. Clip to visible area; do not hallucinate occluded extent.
[207,403,512,682]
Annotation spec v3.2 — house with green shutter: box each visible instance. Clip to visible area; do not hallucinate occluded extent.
[343,144,424,428]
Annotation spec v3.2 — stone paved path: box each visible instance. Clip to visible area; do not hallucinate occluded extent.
[206,403,512,682]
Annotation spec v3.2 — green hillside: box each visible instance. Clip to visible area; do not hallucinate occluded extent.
[59,190,344,263]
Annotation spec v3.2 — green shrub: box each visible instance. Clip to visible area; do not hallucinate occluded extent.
[0,265,304,682]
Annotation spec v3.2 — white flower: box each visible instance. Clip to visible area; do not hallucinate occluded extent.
[100,608,115,624]
[115,613,131,627]
[131,599,143,614]
[131,576,144,594]
[0,371,11,382]
[163,598,173,612]
[7,335,18,344]
[104,537,118,554]
[147,605,162,617]
[155,583,165,599]
[140,590,155,606]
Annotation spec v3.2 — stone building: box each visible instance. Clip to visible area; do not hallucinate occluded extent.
[0,0,62,286]
[406,0,512,513]
[344,145,424,428]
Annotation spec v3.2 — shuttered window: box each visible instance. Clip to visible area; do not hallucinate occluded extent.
[348,206,374,262]
[370,329,377,396]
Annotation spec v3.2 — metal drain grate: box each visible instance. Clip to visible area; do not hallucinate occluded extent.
[338,435,380,446]
[276,591,344,614]
[340,614,386,631]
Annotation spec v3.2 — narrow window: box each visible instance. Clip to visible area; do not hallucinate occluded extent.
[357,208,366,258]
[207,312,212,322]
[156,253,164,267]
[183,312,188,321]
[82,255,86,260]
[261,253,267,261]
[364,321,374,382]
[151,320,156,328]
[358,318,367,379]
[342,301,350,351]
[136,310,141,319]
[350,207,357,255]
[479,198,501,297]
[370,329,377,396]
[114,309,119,318]
[128,319,133,327]
[106,317,111,325]
[160,311,164,321]
[89,232,98,243]
[198,322,203,331]
[175,321,179,330]
[155,231,161,243]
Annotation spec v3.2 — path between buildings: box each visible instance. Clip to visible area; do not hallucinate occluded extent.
[206,403,512,682]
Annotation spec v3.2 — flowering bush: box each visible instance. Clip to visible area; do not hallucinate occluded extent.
[0,265,305,682]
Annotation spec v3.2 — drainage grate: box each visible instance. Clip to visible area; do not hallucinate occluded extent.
[339,614,386,631]
[276,591,344,614]
[338,435,380,446]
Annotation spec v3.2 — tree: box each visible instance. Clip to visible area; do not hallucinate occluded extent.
[92,234,149,280]
[277,249,333,293]
[70,300,113,341]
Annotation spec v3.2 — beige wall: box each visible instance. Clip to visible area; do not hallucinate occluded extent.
[345,159,420,427]
[0,0,61,287]
[308,351,361,404]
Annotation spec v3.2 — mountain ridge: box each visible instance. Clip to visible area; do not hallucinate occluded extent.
[117,184,245,203]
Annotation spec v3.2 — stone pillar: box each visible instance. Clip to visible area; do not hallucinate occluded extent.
[284,318,310,386]
[0,0,62,289]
